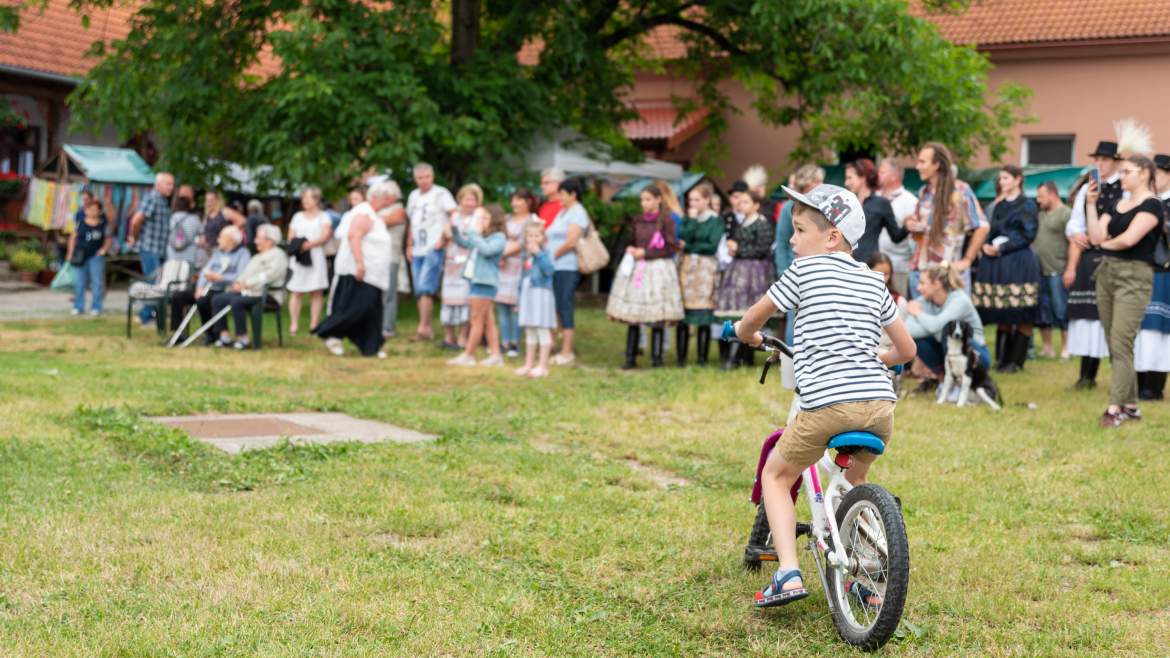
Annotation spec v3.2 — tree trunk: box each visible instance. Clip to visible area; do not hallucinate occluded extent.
[450,0,481,67]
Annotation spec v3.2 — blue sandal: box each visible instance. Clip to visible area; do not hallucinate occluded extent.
[847,579,882,611]
[754,568,809,608]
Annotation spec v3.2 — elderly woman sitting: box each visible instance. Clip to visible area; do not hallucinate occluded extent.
[209,224,289,349]
[170,225,250,344]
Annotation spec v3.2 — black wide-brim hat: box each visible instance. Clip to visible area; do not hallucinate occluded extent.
[1156,154,1170,171]
[1089,141,1120,159]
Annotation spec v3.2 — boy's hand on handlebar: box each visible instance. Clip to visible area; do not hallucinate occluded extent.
[733,321,764,348]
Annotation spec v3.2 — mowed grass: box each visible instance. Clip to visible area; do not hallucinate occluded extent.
[1,298,1168,656]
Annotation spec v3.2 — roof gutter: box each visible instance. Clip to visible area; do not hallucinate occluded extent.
[0,64,80,87]
[976,34,1170,54]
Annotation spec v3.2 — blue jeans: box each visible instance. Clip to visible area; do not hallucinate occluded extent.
[73,255,105,313]
[496,302,520,345]
[553,270,580,329]
[915,336,991,374]
[138,249,161,322]
[1037,274,1068,329]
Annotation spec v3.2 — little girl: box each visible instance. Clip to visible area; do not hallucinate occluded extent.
[714,190,775,369]
[606,185,684,368]
[439,184,481,350]
[447,204,507,367]
[677,182,722,366]
[515,222,557,378]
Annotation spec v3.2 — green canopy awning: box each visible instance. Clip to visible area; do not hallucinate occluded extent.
[41,144,156,185]
[973,165,1088,201]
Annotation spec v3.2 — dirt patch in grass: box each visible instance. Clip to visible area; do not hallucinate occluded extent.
[624,458,689,489]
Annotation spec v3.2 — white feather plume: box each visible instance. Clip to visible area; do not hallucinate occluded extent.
[742,165,768,190]
[1114,118,1154,158]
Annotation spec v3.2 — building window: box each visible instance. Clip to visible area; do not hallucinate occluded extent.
[1022,135,1075,166]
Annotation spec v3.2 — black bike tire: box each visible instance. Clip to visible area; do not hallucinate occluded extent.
[828,484,909,652]
[743,502,771,571]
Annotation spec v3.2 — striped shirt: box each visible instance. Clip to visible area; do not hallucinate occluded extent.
[766,252,897,410]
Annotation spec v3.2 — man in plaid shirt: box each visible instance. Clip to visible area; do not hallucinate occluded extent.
[128,172,175,324]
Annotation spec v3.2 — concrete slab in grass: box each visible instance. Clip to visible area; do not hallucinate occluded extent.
[149,412,436,454]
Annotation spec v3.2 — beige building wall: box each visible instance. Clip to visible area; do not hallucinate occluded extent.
[977,46,1170,168]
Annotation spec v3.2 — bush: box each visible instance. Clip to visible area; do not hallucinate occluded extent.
[9,249,46,273]
[582,193,641,249]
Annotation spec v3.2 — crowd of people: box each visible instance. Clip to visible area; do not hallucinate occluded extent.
[63,123,1168,424]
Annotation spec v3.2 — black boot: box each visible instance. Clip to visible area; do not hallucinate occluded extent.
[1138,372,1154,400]
[1075,357,1099,389]
[651,327,665,368]
[622,325,639,370]
[722,342,740,371]
[696,325,711,365]
[995,327,1011,371]
[718,338,730,363]
[1000,332,1029,374]
[741,344,755,367]
[676,324,690,367]
[1151,372,1168,400]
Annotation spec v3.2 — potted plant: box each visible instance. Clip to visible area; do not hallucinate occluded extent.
[0,172,27,198]
[9,249,45,283]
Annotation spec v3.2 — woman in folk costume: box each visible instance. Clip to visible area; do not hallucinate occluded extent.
[1064,120,1146,389]
[676,182,723,366]
[714,190,776,370]
[1134,153,1170,400]
[606,185,684,369]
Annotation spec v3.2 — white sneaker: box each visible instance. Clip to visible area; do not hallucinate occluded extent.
[514,366,532,377]
[479,354,505,367]
[528,367,549,378]
[376,351,388,359]
[447,353,476,366]
[70,309,81,316]
[1060,347,1070,361]
[89,309,101,317]
[325,337,344,356]
[550,353,575,366]
[505,347,520,358]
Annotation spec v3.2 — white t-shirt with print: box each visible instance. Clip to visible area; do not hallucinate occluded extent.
[407,185,457,257]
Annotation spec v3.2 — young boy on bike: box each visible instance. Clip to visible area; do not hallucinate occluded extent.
[734,184,917,608]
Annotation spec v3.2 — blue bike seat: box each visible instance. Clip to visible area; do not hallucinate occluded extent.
[827,431,885,455]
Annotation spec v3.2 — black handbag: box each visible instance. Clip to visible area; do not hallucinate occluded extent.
[1154,231,1170,270]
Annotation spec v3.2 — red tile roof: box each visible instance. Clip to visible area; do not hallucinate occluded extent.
[0,1,134,78]
[621,100,707,148]
[910,0,1170,47]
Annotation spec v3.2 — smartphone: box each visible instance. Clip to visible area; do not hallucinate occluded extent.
[1090,167,1100,185]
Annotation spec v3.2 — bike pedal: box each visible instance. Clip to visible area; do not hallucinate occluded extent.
[795,522,811,537]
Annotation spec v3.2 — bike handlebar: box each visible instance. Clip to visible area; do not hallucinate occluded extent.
[719,320,794,358]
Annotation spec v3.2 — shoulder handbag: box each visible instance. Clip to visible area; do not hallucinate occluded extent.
[576,220,610,275]
[1154,221,1170,271]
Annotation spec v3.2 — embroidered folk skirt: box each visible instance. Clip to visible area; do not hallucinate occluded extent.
[679,253,718,325]
[971,248,1041,324]
[715,258,774,318]
[606,258,684,325]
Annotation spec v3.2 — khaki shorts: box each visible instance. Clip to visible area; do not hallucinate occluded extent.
[778,400,896,470]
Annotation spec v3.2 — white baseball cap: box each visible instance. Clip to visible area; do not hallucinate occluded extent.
[780,183,866,247]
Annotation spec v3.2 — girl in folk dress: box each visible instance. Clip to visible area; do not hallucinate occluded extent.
[286,186,333,334]
[515,223,558,378]
[677,182,722,366]
[439,184,481,350]
[715,191,776,369]
[495,189,536,357]
[606,185,684,369]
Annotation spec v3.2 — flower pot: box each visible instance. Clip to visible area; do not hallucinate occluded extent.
[37,269,55,286]
[17,271,35,283]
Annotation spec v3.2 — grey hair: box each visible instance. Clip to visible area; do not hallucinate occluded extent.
[219,225,243,246]
[368,179,402,201]
[792,164,826,191]
[256,223,281,244]
[541,167,566,183]
[878,157,903,182]
[247,199,263,214]
[413,162,434,175]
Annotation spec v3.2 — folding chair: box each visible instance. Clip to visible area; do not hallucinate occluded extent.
[126,259,192,339]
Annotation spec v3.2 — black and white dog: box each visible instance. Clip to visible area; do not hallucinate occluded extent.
[936,320,1002,411]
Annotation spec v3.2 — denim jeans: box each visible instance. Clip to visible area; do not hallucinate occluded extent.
[382,262,400,336]
[496,302,520,345]
[1037,274,1068,329]
[138,249,161,322]
[73,255,105,313]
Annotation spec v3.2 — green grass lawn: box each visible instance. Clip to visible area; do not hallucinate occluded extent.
[1,300,1167,656]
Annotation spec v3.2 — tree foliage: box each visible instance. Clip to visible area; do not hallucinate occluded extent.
[52,0,1028,194]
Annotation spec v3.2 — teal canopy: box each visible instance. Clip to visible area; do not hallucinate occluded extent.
[43,144,156,185]
[972,166,1087,201]
[612,172,712,200]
